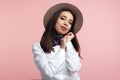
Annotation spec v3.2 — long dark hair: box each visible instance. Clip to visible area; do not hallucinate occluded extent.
[40,8,82,58]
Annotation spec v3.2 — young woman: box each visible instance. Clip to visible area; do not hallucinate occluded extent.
[32,3,83,80]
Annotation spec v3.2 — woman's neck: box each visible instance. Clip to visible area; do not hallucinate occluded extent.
[54,33,63,46]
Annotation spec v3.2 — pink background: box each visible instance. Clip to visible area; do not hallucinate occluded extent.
[0,0,120,80]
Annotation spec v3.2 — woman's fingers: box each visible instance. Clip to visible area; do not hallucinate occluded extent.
[66,32,74,41]
[60,32,74,49]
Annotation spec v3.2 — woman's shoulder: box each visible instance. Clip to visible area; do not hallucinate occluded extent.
[32,42,42,51]
[32,42,40,47]
[32,42,40,46]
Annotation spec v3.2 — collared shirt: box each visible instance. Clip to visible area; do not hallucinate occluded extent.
[32,41,81,80]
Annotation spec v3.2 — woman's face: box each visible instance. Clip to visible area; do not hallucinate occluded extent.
[55,11,74,35]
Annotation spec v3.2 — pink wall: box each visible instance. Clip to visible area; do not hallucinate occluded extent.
[0,0,120,80]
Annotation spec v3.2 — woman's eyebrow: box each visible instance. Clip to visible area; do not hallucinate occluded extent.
[60,15,73,22]
[60,15,67,18]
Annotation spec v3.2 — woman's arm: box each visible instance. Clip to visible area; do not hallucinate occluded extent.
[60,32,82,72]
[65,41,82,72]
[32,43,65,78]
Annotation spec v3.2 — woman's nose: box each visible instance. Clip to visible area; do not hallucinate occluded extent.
[63,21,68,26]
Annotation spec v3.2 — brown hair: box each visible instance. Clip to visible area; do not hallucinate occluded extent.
[40,8,82,58]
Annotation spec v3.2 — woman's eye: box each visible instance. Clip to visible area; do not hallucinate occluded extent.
[69,22,72,25]
[60,17,65,20]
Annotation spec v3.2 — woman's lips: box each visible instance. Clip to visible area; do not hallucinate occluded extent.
[61,26,67,31]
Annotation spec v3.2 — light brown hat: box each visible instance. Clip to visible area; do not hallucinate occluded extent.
[43,3,83,33]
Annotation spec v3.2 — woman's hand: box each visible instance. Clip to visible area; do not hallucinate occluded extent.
[60,32,74,49]
[66,32,74,42]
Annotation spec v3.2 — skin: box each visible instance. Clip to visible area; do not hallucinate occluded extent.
[55,11,75,49]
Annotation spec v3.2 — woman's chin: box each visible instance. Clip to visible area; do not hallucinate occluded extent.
[58,32,68,35]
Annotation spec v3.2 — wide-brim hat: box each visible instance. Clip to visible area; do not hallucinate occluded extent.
[43,3,83,33]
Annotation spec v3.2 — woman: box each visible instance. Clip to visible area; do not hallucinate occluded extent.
[32,3,83,80]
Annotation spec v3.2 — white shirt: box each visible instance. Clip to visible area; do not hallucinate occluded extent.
[32,41,81,80]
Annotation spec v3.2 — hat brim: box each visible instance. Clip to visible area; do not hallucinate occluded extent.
[43,3,83,33]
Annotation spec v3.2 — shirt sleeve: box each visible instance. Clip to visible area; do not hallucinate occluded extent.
[32,43,65,78]
[65,41,82,72]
